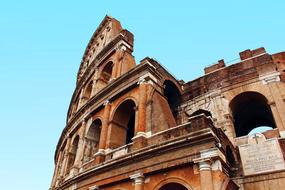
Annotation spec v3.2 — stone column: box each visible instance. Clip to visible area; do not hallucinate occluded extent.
[269,101,285,132]
[91,68,99,96]
[51,151,63,187]
[78,89,86,108]
[132,78,148,150]
[268,84,285,132]
[74,121,87,167]
[115,44,127,78]
[82,137,90,163]
[80,121,90,171]
[110,61,116,81]
[69,121,87,176]
[70,140,82,176]
[137,78,147,135]
[96,100,111,163]
[260,72,285,131]
[60,150,68,178]
[197,160,214,190]
[130,173,145,190]
[62,137,72,176]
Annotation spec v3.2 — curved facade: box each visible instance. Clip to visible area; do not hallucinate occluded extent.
[50,16,285,190]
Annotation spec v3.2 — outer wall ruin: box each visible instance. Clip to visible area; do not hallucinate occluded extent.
[50,16,285,190]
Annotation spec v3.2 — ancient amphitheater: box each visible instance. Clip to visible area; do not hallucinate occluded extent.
[50,16,285,190]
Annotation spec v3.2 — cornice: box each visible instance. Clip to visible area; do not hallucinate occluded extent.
[57,127,215,189]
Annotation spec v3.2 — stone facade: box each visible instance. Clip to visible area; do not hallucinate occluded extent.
[50,15,285,190]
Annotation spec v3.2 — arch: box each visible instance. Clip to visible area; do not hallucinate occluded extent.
[162,78,183,94]
[109,99,136,149]
[159,183,188,190]
[67,135,79,171]
[83,81,93,99]
[100,61,113,83]
[110,96,138,117]
[153,178,192,190]
[163,80,181,110]
[229,91,276,137]
[83,119,102,162]
[189,109,212,118]
[163,80,182,120]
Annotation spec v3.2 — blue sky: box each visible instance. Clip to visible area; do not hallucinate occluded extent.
[0,1,284,189]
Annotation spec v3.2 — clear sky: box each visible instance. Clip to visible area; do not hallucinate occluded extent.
[0,1,284,189]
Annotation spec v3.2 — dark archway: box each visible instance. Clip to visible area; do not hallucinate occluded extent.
[109,99,136,148]
[101,61,113,83]
[163,80,181,120]
[126,112,135,144]
[190,109,212,118]
[229,92,276,137]
[159,183,188,190]
[84,119,102,161]
[84,81,93,99]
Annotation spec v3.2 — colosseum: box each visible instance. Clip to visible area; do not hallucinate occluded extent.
[50,15,285,190]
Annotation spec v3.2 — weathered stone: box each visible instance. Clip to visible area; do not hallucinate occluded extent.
[50,15,285,190]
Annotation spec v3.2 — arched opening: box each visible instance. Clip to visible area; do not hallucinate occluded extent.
[109,100,136,149]
[101,61,113,83]
[159,183,188,190]
[83,81,93,100]
[67,135,79,171]
[163,80,181,120]
[190,109,212,118]
[84,119,102,162]
[229,92,276,137]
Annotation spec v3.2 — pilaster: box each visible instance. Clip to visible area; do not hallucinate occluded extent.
[137,77,147,134]
[78,89,86,108]
[62,137,72,176]
[196,159,214,190]
[260,71,285,131]
[130,173,145,190]
[91,68,99,96]
[193,148,227,190]
[96,100,111,163]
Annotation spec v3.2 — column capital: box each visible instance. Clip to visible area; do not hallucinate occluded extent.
[130,173,145,184]
[137,77,154,86]
[94,149,105,156]
[116,41,131,51]
[103,100,111,106]
[193,157,212,171]
[198,160,212,171]
[137,77,146,85]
